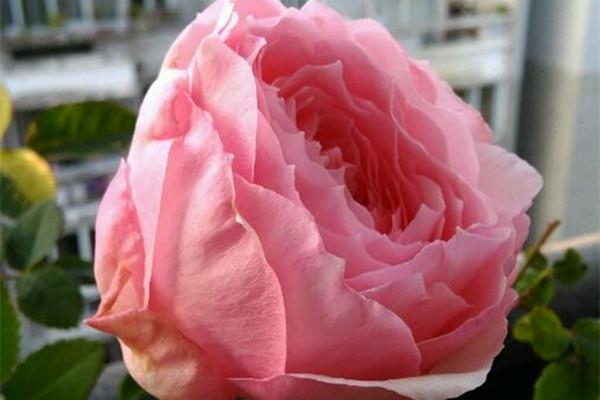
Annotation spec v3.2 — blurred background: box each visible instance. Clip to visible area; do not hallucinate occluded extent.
[0,0,598,399]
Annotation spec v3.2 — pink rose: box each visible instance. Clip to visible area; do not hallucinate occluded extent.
[87,0,542,399]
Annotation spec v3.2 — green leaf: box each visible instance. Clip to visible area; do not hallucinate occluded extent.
[534,360,599,400]
[529,251,549,271]
[553,248,588,286]
[120,374,155,400]
[16,267,83,328]
[3,339,105,400]
[0,174,30,218]
[26,101,136,160]
[0,223,8,262]
[515,252,550,297]
[52,256,94,284]
[513,313,533,342]
[572,318,600,371]
[528,307,571,361]
[515,268,539,295]
[5,201,63,270]
[520,276,555,308]
[0,280,20,383]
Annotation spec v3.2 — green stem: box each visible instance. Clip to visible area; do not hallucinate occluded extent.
[518,268,551,307]
[515,219,561,284]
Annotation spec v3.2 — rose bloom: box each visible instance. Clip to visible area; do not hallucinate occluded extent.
[88,1,542,399]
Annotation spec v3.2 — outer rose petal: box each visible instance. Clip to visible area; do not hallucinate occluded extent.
[93,161,144,301]
[189,36,259,180]
[127,70,190,307]
[87,163,231,400]
[145,100,287,378]
[161,0,225,70]
[89,310,232,400]
[231,367,491,400]
[125,40,288,379]
[476,143,543,221]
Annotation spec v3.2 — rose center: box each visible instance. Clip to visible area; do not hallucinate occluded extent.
[270,74,414,235]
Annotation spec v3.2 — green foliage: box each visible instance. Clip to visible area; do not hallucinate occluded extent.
[16,266,83,329]
[5,201,63,270]
[528,251,549,272]
[120,374,155,400]
[26,101,136,160]
[516,251,555,308]
[553,249,588,286]
[515,248,588,310]
[520,276,555,308]
[515,252,548,294]
[0,222,7,262]
[513,313,533,342]
[515,267,541,295]
[513,244,599,400]
[528,307,572,361]
[53,255,95,285]
[3,339,105,400]
[514,307,571,361]
[0,280,20,383]
[0,174,31,218]
[572,319,600,371]
[0,99,130,399]
[534,360,599,400]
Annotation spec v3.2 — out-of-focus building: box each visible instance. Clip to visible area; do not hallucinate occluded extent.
[518,0,599,242]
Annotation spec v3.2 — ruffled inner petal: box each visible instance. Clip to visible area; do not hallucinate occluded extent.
[234,176,421,380]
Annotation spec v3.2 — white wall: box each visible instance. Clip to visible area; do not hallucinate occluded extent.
[519,0,600,241]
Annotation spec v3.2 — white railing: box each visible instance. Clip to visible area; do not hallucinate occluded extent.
[1,0,180,38]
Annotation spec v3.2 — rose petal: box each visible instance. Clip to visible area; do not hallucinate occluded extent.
[89,310,231,400]
[349,17,492,148]
[476,143,543,221]
[234,177,421,380]
[231,367,492,400]
[127,70,191,307]
[93,161,144,302]
[370,281,474,343]
[231,0,285,18]
[419,290,517,373]
[394,205,444,244]
[189,36,259,180]
[233,374,404,400]
[253,110,302,205]
[88,163,231,400]
[146,103,286,378]
[161,0,226,70]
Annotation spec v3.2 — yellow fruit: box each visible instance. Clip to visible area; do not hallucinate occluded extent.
[0,84,12,139]
[0,148,56,204]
